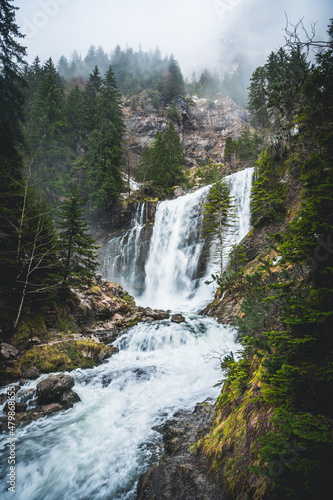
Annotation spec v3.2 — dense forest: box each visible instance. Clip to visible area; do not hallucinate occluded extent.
[1,0,333,498]
[57,44,252,106]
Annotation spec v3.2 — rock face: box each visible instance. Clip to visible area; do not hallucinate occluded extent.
[137,400,228,500]
[123,94,251,176]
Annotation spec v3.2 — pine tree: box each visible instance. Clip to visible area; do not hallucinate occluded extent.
[160,55,184,100]
[136,122,186,194]
[0,0,27,146]
[0,0,27,336]
[202,179,235,277]
[84,66,125,209]
[65,84,84,152]
[26,58,69,198]
[57,185,99,287]
[250,151,286,226]
[82,65,101,138]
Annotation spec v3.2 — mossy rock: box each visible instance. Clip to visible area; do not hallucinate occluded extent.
[12,340,117,379]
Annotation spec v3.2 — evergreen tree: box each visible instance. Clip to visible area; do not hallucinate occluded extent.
[224,136,236,164]
[0,0,27,146]
[136,122,186,194]
[57,185,99,286]
[27,58,69,198]
[84,66,125,209]
[202,179,235,278]
[250,151,286,226]
[65,84,84,152]
[82,65,101,138]
[160,55,184,100]
[0,0,27,336]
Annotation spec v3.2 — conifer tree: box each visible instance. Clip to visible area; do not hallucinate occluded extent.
[202,179,235,278]
[65,84,84,152]
[27,58,69,197]
[57,185,99,287]
[84,66,125,209]
[82,65,101,137]
[136,122,186,194]
[250,151,286,226]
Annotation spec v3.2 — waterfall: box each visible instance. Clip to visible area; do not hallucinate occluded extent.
[102,203,148,296]
[138,167,254,311]
[0,167,254,500]
[137,185,210,310]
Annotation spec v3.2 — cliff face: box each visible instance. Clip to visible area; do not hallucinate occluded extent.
[122,95,251,177]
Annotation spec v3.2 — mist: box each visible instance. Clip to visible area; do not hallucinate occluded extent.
[15,0,332,78]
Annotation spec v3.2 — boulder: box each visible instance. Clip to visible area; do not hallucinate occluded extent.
[171,314,185,324]
[0,343,18,360]
[37,374,75,405]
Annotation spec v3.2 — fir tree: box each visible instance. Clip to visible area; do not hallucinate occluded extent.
[84,66,125,209]
[250,151,286,226]
[57,185,99,287]
[202,178,235,277]
[136,122,186,194]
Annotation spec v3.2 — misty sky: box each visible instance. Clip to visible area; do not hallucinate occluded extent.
[15,0,332,77]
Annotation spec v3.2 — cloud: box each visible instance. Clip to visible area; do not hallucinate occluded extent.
[15,0,332,77]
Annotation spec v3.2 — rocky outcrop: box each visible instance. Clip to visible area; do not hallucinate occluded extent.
[137,400,228,500]
[0,375,81,430]
[123,94,251,177]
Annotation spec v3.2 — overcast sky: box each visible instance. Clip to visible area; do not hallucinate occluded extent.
[15,0,332,77]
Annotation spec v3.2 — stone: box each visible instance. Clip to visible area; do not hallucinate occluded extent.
[0,343,19,360]
[3,401,27,413]
[21,366,41,380]
[171,314,185,324]
[37,374,75,405]
[59,389,81,409]
[0,393,8,404]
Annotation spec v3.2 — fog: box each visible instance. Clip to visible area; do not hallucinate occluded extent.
[15,0,332,77]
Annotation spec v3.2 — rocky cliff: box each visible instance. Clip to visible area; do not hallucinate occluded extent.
[122,94,251,177]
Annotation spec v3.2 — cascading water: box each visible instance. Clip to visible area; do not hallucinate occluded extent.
[139,167,254,311]
[102,203,148,296]
[0,167,253,500]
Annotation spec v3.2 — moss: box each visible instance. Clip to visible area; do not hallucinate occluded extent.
[121,293,135,306]
[12,340,116,378]
[198,359,272,499]
[12,311,48,347]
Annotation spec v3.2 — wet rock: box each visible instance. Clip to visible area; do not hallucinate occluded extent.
[3,401,27,413]
[0,393,8,404]
[37,374,75,405]
[173,186,185,198]
[143,308,170,321]
[171,314,185,324]
[59,389,81,409]
[137,400,226,500]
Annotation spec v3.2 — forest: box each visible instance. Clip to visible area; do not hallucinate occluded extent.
[1,0,333,498]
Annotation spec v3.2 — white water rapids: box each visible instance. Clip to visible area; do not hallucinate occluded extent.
[0,168,253,500]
